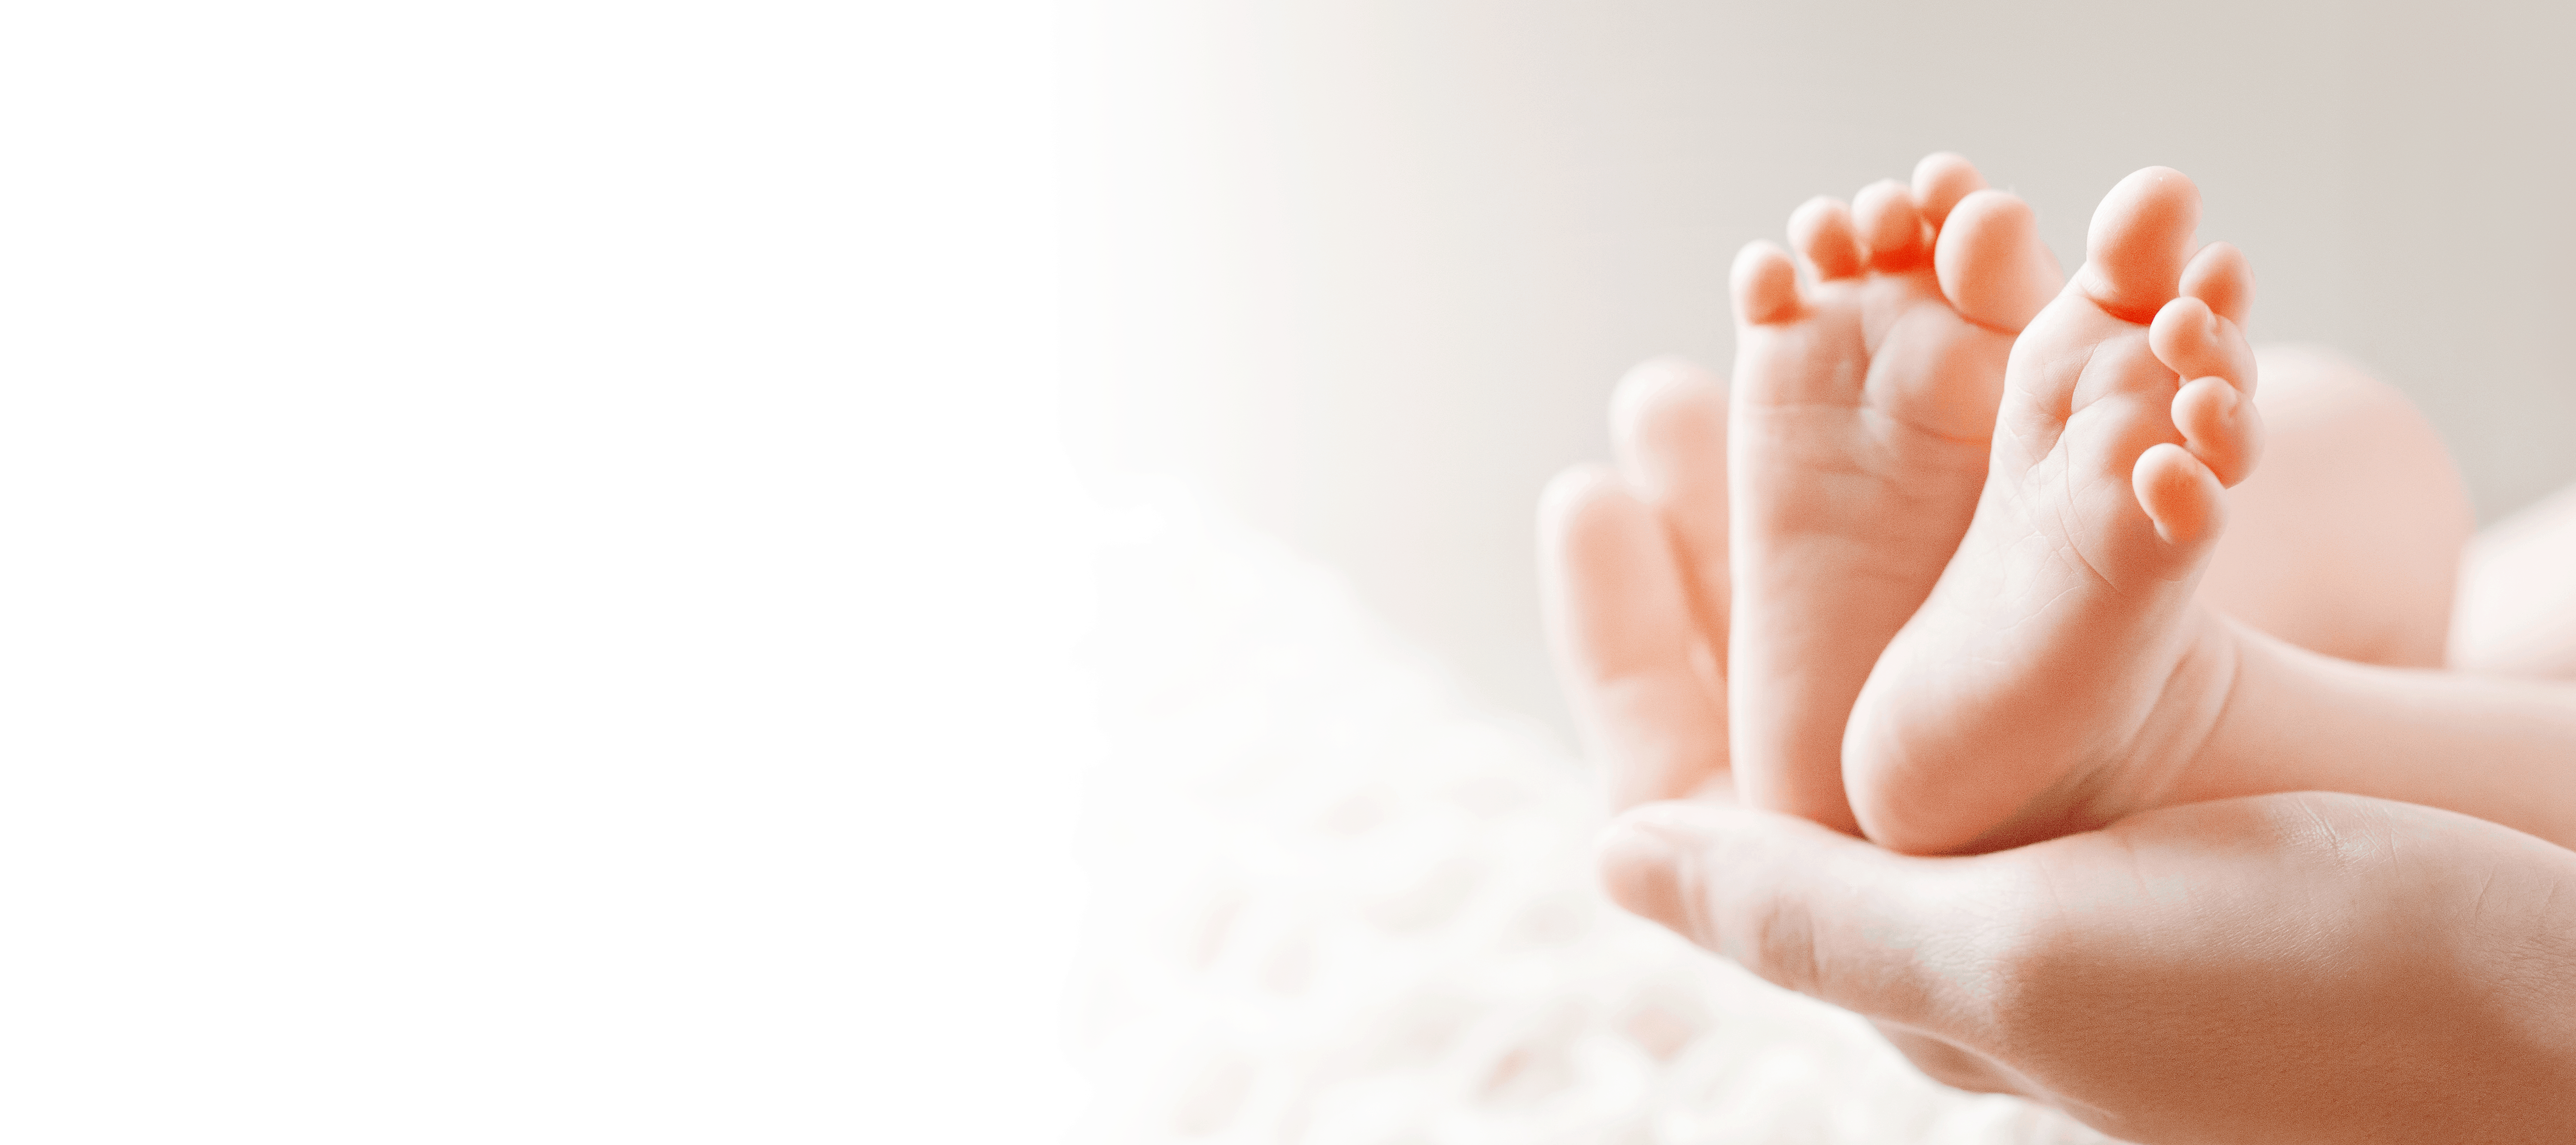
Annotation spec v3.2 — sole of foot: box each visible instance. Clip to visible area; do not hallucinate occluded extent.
[1726,152,2062,834]
[1844,165,2263,855]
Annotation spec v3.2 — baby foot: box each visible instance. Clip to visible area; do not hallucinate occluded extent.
[1727,154,2063,833]
[1843,166,2263,855]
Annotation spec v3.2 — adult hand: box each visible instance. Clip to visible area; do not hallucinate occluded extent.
[1542,357,2576,1141]
[1598,792,2576,1142]
[1538,356,1733,810]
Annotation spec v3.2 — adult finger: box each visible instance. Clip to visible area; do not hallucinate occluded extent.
[1609,356,1729,654]
[1597,799,2001,1041]
[1539,465,1728,809]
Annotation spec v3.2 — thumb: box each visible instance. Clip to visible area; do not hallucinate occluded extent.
[1598,801,1996,1041]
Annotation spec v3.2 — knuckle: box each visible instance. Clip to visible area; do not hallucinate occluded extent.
[1706,873,1823,998]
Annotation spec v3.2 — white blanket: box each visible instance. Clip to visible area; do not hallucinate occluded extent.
[1072,500,2114,1144]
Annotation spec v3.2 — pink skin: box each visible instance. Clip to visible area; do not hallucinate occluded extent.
[1540,156,2576,1135]
[1540,358,1732,811]
[1724,153,2059,834]
[1574,155,2495,848]
[1842,166,2576,857]
[2454,479,2576,678]
[1838,166,2260,854]
[1549,444,2576,1137]
[1596,792,2576,1143]
[2202,344,2473,670]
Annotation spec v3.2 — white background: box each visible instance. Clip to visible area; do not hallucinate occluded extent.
[16,2,2573,1139]
[1068,0,2576,734]
[2,3,1085,1140]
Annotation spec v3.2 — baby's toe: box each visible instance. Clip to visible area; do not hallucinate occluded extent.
[1853,180,1928,271]
[2077,167,2199,323]
[2132,440,2227,551]
[1732,241,1802,326]
[1788,196,1864,281]
[2179,240,2254,331]
[2151,295,2262,488]
[1935,189,2060,334]
[2147,295,2254,394]
[1910,152,1985,229]
[2170,375,2263,488]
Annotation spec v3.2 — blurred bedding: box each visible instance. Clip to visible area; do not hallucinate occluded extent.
[1069,499,2114,1144]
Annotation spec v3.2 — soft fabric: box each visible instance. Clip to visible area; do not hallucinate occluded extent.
[1072,500,2113,1144]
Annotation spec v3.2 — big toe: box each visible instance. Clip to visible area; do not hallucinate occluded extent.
[1935,189,2061,333]
[2076,166,2200,323]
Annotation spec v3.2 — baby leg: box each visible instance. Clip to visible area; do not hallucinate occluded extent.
[2198,344,2474,668]
[2453,481,2576,678]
